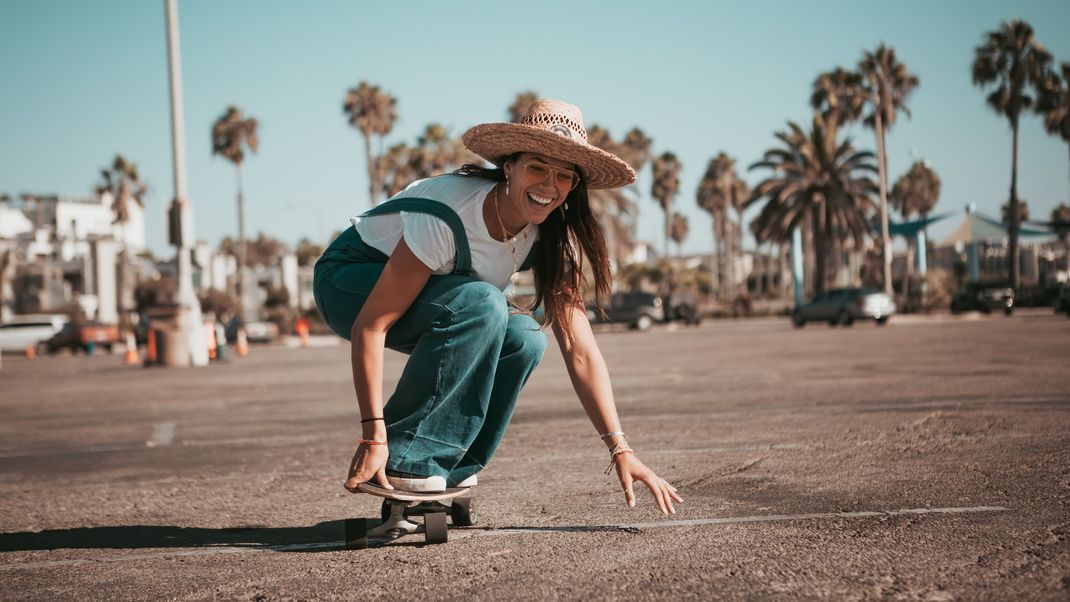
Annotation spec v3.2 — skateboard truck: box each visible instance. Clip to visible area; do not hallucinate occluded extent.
[345,483,474,549]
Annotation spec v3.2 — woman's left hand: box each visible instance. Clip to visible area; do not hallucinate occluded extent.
[612,453,683,515]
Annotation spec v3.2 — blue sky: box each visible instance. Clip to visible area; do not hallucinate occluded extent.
[2,0,1069,257]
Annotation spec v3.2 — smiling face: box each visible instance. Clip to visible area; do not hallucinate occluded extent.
[500,152,581,228]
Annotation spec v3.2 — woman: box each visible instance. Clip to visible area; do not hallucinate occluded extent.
[314,100,682,515]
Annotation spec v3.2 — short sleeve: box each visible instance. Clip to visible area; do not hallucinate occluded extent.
[401,211,457,273]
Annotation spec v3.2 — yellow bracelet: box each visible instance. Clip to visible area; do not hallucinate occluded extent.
[358,438,387,446]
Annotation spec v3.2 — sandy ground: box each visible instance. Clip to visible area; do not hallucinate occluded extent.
[0,310,1068,600]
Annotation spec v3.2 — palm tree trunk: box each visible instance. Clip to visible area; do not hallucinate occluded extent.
[709,223,719,298]
[364,134,376,208]
[663,206,671,259]
[1009,116,1020,290]
[236,166,247,319]
[874,109,893,297]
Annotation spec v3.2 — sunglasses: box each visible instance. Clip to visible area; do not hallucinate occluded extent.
[520,160,581,192]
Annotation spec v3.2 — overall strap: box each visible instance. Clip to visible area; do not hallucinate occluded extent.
[360,197,473,276]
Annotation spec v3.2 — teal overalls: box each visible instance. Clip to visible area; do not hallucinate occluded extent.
[313,197,546,486]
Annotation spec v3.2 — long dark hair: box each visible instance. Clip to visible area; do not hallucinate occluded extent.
[454,157,611,343]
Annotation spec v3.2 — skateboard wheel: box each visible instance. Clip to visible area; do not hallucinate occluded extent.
[450,496,476,527]
[345,518,369,550]
[424,511,448,544]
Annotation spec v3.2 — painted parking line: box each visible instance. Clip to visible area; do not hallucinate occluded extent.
[147,422,175,447]
[0,505,1007,569]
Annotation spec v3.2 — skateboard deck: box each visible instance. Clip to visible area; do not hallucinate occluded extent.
[345,483,475,549]
[356,482,470,502]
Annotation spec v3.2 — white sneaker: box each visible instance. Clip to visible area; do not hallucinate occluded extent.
[385,473,447,493]
[454,474,478,488]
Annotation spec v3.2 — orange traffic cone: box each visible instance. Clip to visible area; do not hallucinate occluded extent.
[295,317,310,348]
[25,344,36,359]
[205,321,218,360]
[123,331,140,366]
[236,327,249,358]
[145,328,157,366]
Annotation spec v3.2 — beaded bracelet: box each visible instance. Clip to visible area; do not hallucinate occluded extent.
[604,448,634,475]
[599,431,625,440]
[357,438,387,446]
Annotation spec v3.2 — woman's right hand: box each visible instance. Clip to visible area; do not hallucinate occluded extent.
[343,443,393,492]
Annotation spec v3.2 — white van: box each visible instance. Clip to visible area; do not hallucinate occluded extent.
[0,315,68,353]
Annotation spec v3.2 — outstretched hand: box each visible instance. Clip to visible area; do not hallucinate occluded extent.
[613,453,682,515]
[343,443,393,492]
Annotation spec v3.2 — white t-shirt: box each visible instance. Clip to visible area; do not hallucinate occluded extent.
[350,175,538,291]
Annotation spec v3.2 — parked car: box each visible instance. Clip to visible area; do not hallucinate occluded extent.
[950,283,1014,315]
[587,292,665,331]
[792,287,896,327]
[0,315,68,353]
[44,321,121,354]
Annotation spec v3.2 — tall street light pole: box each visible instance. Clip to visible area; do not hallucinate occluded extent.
[165,0,208,367]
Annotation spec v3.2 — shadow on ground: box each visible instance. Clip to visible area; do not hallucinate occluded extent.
[0,522,344,553]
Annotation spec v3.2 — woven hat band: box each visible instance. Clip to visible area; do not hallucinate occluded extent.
[520,111,588,143]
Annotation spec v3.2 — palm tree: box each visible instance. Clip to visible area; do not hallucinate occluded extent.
[669,212,689,257]
[811,67,867,133]
[96,154,147,328]
[890,160,941,277]
[586,126,639,269]
[858,45,920,295]
[1038,63,1070,195]
[508,90,539,123]
[343,82,397,207]
[696,153,748,298]
[96,154,147,225]
[747,117,879,293]
[651,152,682,258]
[973,20,1053,289]
[890,160,941,221]
[211,106,259,317]
[1001,199,1030,226]
[620,128,653,172]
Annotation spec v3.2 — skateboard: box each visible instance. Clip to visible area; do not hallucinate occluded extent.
[345,482,475,549]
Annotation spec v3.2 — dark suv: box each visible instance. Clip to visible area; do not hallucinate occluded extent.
[950,283,1014,315]
[587,292,664,331]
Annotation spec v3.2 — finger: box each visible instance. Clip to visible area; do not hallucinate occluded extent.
[621,473,636,508]
[344,467,373,490]
[375,466,394,490]
[668,483,684,503]
[662,483,676,514]
[645,477,668,515]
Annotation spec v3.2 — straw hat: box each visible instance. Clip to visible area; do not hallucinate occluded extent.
[462,99,636,190]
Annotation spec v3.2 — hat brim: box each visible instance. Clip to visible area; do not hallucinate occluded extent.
[462,123,636,190]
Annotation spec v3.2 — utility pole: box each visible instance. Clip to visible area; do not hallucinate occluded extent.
[165,0,208,366]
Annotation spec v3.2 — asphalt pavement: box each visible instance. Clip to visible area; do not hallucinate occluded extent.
[0,310,1068,600]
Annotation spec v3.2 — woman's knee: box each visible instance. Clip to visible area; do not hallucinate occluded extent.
[504,315,547,365]
[445,281,509,328]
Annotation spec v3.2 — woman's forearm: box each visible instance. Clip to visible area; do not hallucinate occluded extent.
[554,309,626,451]
[351,324,388,440]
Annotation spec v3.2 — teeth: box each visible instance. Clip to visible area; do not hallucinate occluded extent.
[528,193,554,206]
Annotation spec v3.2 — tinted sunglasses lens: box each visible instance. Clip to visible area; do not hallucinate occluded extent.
[523,162,550,184]
[557,170,580,191]
[525,162,580,191]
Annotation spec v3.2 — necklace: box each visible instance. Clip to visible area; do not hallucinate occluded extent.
[493,184,529,273]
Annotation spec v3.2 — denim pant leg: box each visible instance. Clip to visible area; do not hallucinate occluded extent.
[447,312,546,486]
[314,262,514,479]
[382,279,514,478]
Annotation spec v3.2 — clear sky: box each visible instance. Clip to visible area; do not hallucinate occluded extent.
[2,0,1069,257]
